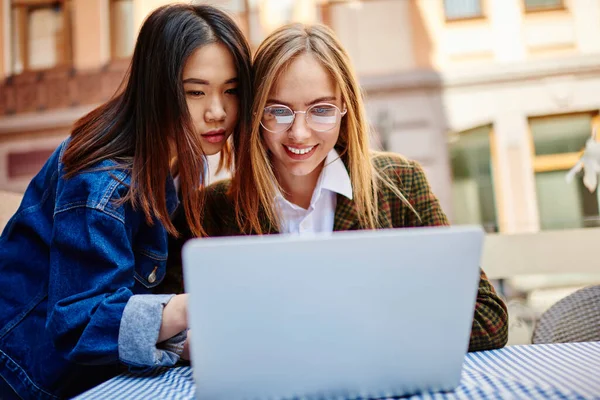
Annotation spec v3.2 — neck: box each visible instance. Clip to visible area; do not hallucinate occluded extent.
[275,161,324,209]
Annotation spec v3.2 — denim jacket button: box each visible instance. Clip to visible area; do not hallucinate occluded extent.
[148,267,158,284]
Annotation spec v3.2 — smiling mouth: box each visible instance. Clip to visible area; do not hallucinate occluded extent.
[283,144,318,159]
[285,145,316,155]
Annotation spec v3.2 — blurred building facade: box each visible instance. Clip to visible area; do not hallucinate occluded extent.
[1,0,599,234]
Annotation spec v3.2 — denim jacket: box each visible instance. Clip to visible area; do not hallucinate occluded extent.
[0,140,185,399]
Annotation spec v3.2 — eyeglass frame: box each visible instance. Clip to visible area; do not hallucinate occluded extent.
[260,102,347,134]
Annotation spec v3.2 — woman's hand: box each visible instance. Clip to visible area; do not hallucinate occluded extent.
[158,294,188,342]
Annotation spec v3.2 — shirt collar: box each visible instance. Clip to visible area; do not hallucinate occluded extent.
[319,148,353,200]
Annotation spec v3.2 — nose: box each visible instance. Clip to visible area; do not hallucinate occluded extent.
[205,95,226,122]
[287,112,311,142]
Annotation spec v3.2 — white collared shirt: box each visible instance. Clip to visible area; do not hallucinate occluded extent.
[275,149,353,234]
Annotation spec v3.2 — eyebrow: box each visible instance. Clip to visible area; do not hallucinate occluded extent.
[266,96,338,107]
[182,77,238,85]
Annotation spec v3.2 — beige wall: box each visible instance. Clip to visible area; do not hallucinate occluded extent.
[572,0,600,54]
[0,0,5,80]
[522,11,574,55]
[330,0,416,75]
[72,0,110,70]
[409,0,435,69]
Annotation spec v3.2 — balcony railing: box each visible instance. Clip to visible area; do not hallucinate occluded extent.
[0,61,129,116]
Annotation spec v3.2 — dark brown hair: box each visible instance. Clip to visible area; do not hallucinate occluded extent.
[62,4,252,237]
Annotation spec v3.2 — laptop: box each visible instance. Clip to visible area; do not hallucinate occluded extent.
[182,225,484,399]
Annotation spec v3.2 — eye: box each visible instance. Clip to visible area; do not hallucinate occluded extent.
[270,107,291,116]
[311,106,335,115]
[225,88,239,95]
[186,90,204,97]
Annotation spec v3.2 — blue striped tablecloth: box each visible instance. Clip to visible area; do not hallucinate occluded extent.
[75,341,600,399]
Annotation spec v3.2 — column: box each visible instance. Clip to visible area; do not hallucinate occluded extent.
[494,113,540,233]
[0,0,6,79]
[72,0,110,70]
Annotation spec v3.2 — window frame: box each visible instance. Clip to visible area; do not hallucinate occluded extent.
[449,124,503,233]
[10,0,73,74]
[528,112,600,230]
[523,0,566,14]
[443,0,485,22]
[528,111,597,173]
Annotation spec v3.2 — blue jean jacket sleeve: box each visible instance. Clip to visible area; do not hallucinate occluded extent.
[46,207,140,365]
[119,294,188,368]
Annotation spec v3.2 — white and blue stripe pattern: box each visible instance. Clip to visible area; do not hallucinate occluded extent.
[75,341,600,400]
[74,366,194,400]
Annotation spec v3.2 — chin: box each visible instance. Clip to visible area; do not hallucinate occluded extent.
[287,163,319,177]
[201,144,224,156]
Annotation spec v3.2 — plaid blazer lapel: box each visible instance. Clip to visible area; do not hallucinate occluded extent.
[333,193,361,231]
[333,191,396,231]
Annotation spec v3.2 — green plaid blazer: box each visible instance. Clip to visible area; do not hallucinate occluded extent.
[163,152,508,352]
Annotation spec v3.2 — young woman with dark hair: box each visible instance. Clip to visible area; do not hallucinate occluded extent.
[0,4,251,399]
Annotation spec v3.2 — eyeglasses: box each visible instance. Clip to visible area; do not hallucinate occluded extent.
[260,103,347,134]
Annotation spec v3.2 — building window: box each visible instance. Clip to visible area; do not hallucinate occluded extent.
[10,0,72,74]
[450,125,498,233]
[530,113,600,230]
[443,0,483,21]
[523,0,564,12]
[109,0,134,59]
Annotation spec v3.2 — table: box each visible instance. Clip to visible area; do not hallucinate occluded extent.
[75,341,600,399]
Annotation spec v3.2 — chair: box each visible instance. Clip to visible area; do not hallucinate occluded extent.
[532,285,600,344]
[482,229,600,345]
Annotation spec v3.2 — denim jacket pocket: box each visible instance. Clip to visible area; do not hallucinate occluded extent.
[133,248,167,289]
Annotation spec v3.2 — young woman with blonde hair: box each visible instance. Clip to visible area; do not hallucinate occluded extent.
[170,23,508,352]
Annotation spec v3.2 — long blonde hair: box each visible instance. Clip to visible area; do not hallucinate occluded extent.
[230,23,414,234]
